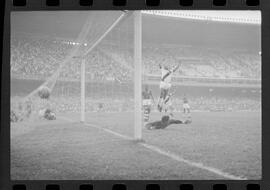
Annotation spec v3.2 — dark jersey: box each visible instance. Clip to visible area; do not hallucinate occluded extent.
[145,118,183,130]
[183,97,188,103]
[44,108,56,120]
[142,90,152,99]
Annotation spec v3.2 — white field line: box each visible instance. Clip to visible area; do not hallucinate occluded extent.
[60,117,247,180]
[140,143,247,180]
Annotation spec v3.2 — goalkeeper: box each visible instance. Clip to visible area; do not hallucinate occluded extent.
[145,115,191,130]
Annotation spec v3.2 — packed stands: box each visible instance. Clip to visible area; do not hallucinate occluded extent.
[11,35,261,82]
[10,35,261,119]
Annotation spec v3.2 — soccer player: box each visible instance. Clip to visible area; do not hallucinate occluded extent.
[142,85,155,122]
[183,94,191,119]
[145,115,191,130]
[163,92,174,117]
[157,62,180,112]
[39,108,56,120]
[44,108,56,120]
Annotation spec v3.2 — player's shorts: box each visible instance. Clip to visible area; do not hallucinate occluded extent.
[183,103,190,109]
[143,99,152,106]
[159,81,171,90]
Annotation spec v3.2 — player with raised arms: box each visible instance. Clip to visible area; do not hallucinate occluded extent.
[157,61,180,112]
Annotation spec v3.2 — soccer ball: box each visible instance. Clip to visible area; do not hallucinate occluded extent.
[38,86,51,99]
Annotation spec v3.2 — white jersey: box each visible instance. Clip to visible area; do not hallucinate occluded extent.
[161,67,173,84]
[163,93,173,112]
[164,94,172,106]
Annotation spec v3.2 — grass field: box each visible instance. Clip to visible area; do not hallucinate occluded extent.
[11,111,261,180]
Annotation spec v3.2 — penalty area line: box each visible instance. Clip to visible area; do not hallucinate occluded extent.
[85,122,132,141]
[64,118,247,180]
[84,122,247,180]
[139,143,247,180]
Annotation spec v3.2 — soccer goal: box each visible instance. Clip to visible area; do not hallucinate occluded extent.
[11,11,143,140]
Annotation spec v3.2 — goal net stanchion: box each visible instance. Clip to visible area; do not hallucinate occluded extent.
[12,11,142,140]
[79,11,129,123]
[22,13,95,103]
[15,11,131,121]
[134,11,143,140]
[79,11,143,140]
[12,12,100,121]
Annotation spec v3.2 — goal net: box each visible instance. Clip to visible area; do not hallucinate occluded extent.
[11,11,142,139]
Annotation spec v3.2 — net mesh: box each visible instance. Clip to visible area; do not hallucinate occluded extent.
[11,11,135,136]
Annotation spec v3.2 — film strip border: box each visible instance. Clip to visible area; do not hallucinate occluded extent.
[10,0,260,9]
[11,182,261,190]
[3,0,266,190]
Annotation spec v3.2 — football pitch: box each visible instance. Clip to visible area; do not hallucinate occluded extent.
[11,111,261,180]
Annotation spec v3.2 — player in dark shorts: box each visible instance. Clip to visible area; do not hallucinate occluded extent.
[145,115,191,130]
[142,85,155,122]
[44,108,56,120]
[39,108,56,120]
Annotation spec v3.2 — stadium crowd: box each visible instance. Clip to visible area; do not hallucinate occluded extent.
[11,35,261,82]
[143,45,261,79]
[10,35,261,122]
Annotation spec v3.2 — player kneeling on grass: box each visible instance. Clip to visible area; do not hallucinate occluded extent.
[145,115,191,130]
[39,108,56,120]
[142,85,155,122]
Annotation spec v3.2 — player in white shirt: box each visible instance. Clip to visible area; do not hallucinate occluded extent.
[163,92,174,117]
[157,62,180,112]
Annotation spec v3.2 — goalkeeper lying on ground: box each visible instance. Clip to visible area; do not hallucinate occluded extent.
[145,115,191,130]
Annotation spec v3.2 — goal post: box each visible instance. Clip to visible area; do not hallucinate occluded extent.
[134,11,143,140]
[78,11,143,140]
[80,57,86,123]
[79,11,128,124]
[12,11,142,139]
